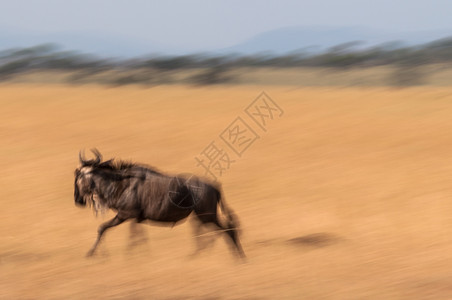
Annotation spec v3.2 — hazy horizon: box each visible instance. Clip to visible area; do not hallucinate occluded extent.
[1,0,452,55]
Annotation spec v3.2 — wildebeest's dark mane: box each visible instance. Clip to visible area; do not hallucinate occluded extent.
[81,157,221,188]
[83,158,163,176]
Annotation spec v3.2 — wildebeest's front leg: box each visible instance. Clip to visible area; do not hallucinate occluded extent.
[86,214,126,257]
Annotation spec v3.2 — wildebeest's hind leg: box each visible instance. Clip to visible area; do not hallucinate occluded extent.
[189,218,217,257]
[194,212,245,259]
[86,214,126,257]
[128,218,148,250]
[218,218,245,259]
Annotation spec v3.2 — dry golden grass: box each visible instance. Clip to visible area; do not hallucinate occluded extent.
[2,84,452,299]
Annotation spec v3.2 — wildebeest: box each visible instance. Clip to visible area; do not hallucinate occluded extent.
[74,149,244,258]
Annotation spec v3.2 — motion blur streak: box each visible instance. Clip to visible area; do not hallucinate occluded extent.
[2,85,452,299]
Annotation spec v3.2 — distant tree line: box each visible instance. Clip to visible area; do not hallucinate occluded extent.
[2,37,452,85]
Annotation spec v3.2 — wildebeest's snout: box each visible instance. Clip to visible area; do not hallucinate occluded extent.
[74,176,86,207]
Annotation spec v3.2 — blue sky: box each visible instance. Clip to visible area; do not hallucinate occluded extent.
[1,0,451,53]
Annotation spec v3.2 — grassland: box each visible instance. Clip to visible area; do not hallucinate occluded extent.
[6,64,452,87]
[2,84,452,299]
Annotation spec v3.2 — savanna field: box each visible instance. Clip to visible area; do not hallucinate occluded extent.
[2,83,452,299]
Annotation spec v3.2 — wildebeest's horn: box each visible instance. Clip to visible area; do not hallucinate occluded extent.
[79,150,87,164]
[91,148,102,164]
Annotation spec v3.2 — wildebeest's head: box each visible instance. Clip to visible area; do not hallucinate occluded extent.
[74,149,102,207]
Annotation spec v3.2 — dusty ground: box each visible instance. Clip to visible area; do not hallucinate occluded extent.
[2,84,452,299]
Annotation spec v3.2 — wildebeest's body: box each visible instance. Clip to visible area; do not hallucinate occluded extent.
[74,150,244,258]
